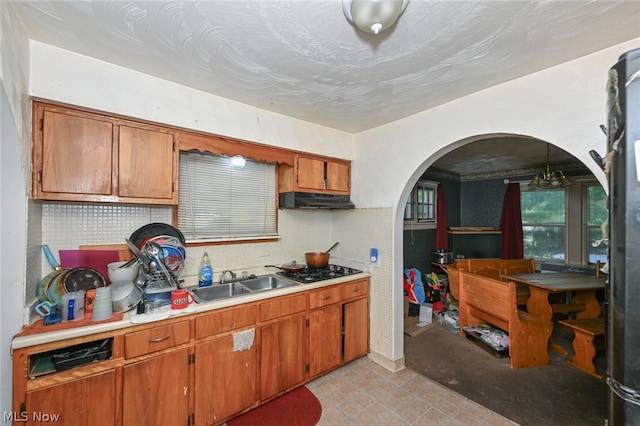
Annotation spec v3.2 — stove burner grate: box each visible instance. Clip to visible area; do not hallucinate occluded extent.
[276,264,362,283]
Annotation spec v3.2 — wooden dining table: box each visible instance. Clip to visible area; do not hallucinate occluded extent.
[501,272,605,322]
[501,272,605,356]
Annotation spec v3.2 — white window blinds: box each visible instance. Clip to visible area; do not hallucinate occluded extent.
[178,151,277,241]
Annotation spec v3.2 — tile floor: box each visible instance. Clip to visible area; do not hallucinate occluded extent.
[307,357,519,426]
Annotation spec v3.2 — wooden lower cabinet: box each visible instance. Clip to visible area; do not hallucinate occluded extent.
[24,369,116,426]
[308,304,342,377]
[194,331,258,425]
[122,348,190,426]
[344,297,369,362]
[260,312,308,401]
[13,278,369,426]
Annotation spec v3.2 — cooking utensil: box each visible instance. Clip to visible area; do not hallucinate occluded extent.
[110,280,144,313]
[129,223,185,249]
[37,245,67,304]
[265,261,307,273]
[305,242,339,269]
[62,268,106,293]
[39,245,107,306]
[432,249,453,264]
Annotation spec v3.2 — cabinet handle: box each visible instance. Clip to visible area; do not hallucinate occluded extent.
[352,288,360,293]
[320,296,332,301]
[149,335,171,343]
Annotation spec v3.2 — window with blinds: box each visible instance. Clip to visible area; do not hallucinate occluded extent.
[178,151,277,241]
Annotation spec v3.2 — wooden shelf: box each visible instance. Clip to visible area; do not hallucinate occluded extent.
[448,231,502,235]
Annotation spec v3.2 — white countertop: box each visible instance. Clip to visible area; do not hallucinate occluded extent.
[12,271,371,350]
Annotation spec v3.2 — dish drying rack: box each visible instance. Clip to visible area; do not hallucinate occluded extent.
[143,259,180,290]
[128,236,185,291]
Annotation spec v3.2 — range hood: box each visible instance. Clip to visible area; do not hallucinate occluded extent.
[279,192,355,209]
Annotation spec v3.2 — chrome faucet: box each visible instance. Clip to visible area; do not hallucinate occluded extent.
[219,270,236,284]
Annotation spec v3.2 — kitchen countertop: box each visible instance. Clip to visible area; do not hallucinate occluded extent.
[12,271,371,350]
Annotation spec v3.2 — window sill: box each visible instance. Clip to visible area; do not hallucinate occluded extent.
[185,235,281,246]
[403,223,437,231]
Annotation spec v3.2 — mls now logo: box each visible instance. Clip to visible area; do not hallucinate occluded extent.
[4,411,61,422]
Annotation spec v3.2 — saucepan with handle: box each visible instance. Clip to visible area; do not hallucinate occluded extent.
[37,245,67,304]
[305,242,339,269]
[38,245,106,307]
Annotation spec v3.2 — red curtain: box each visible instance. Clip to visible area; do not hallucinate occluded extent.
[436,184,448,249]
[500,183,524,259]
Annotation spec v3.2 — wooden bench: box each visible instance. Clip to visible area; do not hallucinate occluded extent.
[558,317,605,378]
[458,269,553,369]
[446,258,535,304]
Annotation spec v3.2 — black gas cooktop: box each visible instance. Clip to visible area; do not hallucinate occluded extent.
[276,264,363,283]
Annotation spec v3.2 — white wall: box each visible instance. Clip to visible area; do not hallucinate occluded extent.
[1,2,30,417]
[29,42,354,161]
[351,37,640,367]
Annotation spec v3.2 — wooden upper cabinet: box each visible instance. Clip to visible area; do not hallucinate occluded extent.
[118,125,175,201]
[326,161,350,193]
[38,108,114,196]
[296,156,326,191]
[279,154,351,195]
[32,101,178,205]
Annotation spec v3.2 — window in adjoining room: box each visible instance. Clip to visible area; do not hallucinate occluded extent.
[520,179,605,265]
[521,188,566,261]
[404,180,437,229]
[584,184,607,264]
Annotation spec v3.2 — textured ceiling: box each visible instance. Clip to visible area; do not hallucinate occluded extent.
[8,0,640,176]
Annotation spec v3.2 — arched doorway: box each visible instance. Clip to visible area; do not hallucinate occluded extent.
[397,134,606,424]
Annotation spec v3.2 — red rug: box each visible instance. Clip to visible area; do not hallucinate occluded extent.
[228,386,322,426]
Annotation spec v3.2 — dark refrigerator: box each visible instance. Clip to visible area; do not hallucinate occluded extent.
[607,46,640,425]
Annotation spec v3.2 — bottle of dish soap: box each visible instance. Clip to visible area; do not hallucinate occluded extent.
[198,252,213,287]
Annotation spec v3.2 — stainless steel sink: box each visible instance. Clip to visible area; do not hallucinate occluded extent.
[241,275,298,292]
[191,282,251,303]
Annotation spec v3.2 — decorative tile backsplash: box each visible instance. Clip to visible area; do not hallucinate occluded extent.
[31,201,396,361]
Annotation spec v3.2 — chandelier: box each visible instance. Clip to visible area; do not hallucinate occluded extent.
[342,0,410,35]
[527,144,571,189]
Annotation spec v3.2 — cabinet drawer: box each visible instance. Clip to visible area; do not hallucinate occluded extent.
[194,304,257,339]
[125,320,190,359]
[309,286,342,309]
[342,280,369,300]
[260,294,307,322]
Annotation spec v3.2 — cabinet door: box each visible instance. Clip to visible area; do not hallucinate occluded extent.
[39,109,114,197]
[194,331,257,425]
[344,298,369,362]
[308,304,342,377]
[296,156,325,191]
[260,313,307,400]
[118,125,176,202]
[326,161,350,192]
[122,348,190,426]
[25,369,116,426]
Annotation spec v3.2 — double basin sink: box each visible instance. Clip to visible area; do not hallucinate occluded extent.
[190,274,298,303]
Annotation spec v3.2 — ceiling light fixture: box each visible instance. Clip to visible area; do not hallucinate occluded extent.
[229,155,247,170]
[342,0,409,35]
[528,144,571,189]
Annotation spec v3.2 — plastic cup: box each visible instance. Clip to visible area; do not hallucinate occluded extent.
[92,287,113,321]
